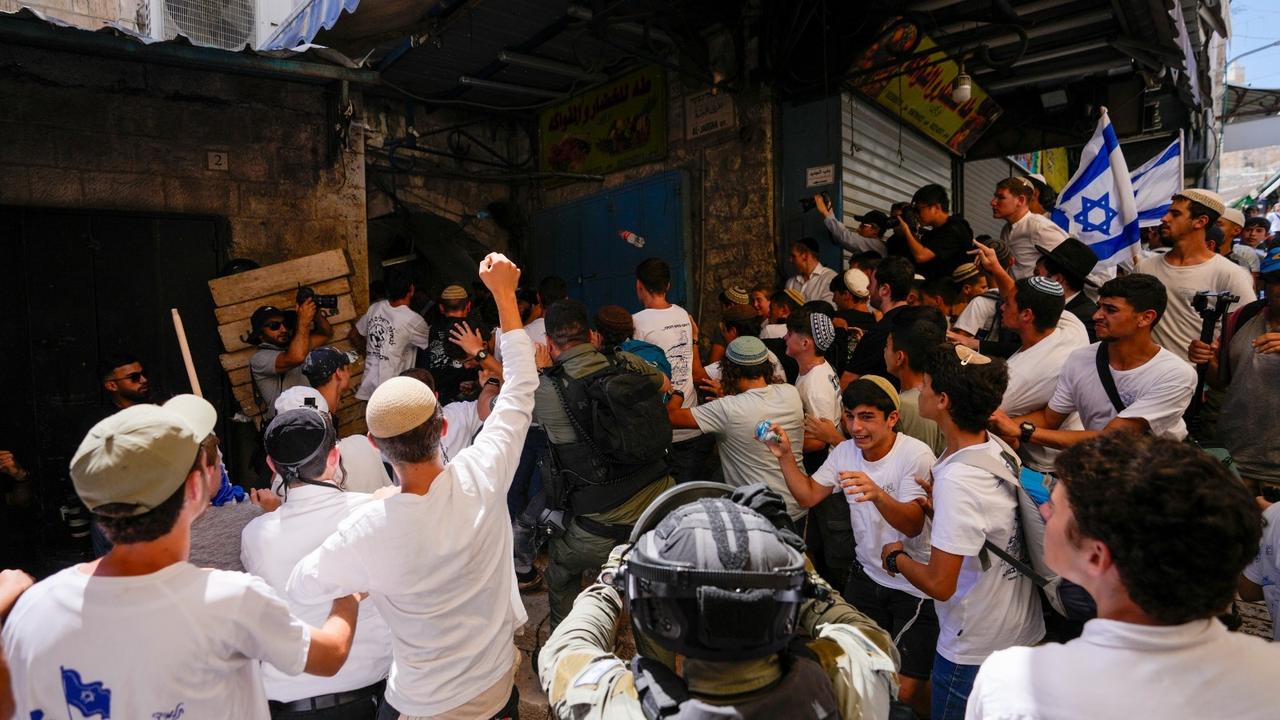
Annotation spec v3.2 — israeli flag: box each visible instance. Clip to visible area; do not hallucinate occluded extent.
[1051,107,1140,267]
[1130,137,1181,228]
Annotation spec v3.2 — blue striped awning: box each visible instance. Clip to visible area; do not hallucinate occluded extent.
[260,0,361,51]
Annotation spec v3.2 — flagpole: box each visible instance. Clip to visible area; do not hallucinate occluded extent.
[1179,127,1186,190]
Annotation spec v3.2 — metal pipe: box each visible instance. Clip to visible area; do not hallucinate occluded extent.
[0,13,379,85]
[934,9,1113,50]
[973,39,1111,75]
[497,50,606,82]
[566,5,674,45]
[983,59,1131,92]
[457,75,564,98]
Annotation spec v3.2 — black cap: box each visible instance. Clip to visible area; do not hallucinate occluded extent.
[264,408,334,477]
[1036,237,1099,287]
[302,346,352,386]
[854,210,891,232]
[250,305,285,331]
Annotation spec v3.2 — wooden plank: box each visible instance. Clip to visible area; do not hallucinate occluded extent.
[214,277,351,325]
[207,249,350,307]
[220,322,354,372]
[218,294,358,352]
[228,366,251,386]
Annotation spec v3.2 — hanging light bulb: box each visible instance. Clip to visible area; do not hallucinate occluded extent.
[953,63,972,103]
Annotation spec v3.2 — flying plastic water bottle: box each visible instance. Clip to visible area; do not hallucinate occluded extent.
[620,230,646,248]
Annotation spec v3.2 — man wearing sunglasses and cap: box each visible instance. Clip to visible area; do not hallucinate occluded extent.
[2,396,364,718]
[248,297,334,421]
[816,193,890,258]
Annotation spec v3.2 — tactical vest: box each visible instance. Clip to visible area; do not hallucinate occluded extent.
[630,649,840,720]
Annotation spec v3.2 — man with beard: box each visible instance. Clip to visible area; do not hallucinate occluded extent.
[97,353,152,417]
[248,299,333,421]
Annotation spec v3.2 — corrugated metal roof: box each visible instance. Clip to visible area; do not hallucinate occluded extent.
[261,0,362,51]
[1,6,375,84]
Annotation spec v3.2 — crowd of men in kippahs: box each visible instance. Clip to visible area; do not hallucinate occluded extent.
[1,176,1279,720]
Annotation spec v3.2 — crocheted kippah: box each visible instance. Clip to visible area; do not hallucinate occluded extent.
[366,376,439,438]
[1027,276,1065,297]
[725,336,769,366]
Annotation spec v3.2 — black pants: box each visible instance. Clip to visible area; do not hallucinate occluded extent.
[270,682,384,720]
[376,686,519,720]
[668,434,718,484]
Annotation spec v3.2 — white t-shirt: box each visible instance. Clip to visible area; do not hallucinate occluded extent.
[812,434,936,595]
[1268,211,1280,233]
[441,399,484,463]
[241,484,392,702]
[336,434,393,493]
[2,562,309,719]
[954,293,999,337]
[706,350,786,383]
[493,317,545,361]
[786,264,838,306]
[968,618,1280,719]
[760,323,787,340]
[633,305,701,443]
[1003,211,1068,280]
[355,301,431,400]
[1048,343,1195,439]
[1002,325,1089,472]
[1133,253,1257,362]
[929,439,1045,664]
[287,329,536,717]
[795,360,842,423]
[1244,502,1280,640]
[690,384,807,519]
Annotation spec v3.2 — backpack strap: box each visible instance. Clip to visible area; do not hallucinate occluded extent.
[950,439,1049,588]
[1095,343,1126,413]
[1219,300,1266,384]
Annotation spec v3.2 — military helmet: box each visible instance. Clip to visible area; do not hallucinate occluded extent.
[614,483,813,661]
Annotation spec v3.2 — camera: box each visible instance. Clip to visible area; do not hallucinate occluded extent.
[297,286,339,311]
[891,201,920,235]
[799,191,832,213]
[537,507,568,539]
[1191,290,1239,317]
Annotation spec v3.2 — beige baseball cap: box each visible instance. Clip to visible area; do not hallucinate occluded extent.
[70,395,217,515]
[366,376,439,438]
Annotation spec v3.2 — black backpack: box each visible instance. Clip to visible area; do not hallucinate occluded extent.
[548,353,671,471]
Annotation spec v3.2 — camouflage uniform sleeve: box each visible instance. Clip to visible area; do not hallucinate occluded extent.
[537,583,645,720]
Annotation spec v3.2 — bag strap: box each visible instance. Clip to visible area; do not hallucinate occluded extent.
[547,366,605,457]
[1220,300,1265,384]
[1095,343,1127,413]
[950,440,1049,587]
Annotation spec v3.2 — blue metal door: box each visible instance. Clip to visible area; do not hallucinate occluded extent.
[534,170,689,313]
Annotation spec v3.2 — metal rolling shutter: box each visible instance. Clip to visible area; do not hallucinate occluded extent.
[840,94,951,230]
[964,157,1028,240]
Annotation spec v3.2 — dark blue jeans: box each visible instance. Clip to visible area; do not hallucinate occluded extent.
[931,653,980,720]
[506,425,546,519]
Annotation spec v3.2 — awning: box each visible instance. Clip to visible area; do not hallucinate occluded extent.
[260,0,361,51]
[1224,84,1280,124]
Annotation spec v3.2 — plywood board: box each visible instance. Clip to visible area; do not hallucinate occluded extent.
[214,277,352,325]
[208,249,350,307]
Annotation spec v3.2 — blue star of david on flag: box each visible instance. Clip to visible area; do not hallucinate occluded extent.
[61,667,111,718]
[1073,193,1119,235]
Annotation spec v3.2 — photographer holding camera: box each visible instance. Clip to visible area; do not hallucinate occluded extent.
[889,184,973,282]
[248,298,333,421]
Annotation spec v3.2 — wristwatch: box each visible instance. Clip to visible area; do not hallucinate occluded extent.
[1019,422,1036,444]
[474,349,490,362]
[885,550,908,574]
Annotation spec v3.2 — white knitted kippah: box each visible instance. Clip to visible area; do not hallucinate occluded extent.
[366,376,439,438]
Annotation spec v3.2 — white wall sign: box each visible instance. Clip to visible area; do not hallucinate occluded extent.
[805,164,835,188]
[685,91,735,140]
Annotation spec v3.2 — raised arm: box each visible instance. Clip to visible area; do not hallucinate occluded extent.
[761,424,833,508]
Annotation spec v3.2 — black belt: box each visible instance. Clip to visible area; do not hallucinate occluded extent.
[269,681,384,714]
[575,515,634,541]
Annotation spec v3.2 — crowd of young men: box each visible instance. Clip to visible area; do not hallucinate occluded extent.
[1,176,1278,720]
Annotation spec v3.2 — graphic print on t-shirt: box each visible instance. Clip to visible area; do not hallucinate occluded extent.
[61,666,112,718]
[365,315,395,361]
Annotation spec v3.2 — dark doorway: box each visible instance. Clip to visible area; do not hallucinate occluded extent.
[0,207,227,574]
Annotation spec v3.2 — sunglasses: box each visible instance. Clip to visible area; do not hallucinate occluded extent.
[113,371,146,382]
[263,320,286,331]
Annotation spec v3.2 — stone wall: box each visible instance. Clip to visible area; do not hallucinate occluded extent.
[0,44,369,303]
[539,70,779,336]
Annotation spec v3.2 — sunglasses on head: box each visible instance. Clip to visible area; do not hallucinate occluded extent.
[114,371,145,382]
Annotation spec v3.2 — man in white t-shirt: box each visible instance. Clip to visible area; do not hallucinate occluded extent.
[350,273,431,400]
[633,257,714,484]
[2,396,362,719]
[287,253,533,719]
[764,375,937,717]
[668,336,807,519]
[968,434,1277,719]
[990,176,1068,279]
[1134,188,1256,362]
[703,304,785,383]
[785,237,839,306]
[992,273,1196,449]
[997,277,1088,472]
[879,344,1044,720]
[245,407,393,716]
